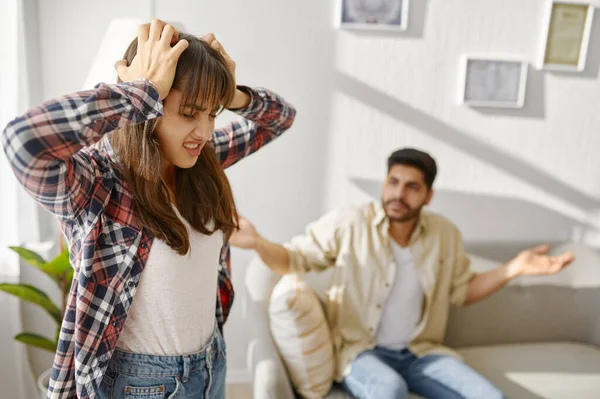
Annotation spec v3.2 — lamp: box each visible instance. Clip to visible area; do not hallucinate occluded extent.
[81,18,143,90]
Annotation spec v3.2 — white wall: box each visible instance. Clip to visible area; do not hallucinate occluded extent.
[28,0,600,383]
[326,0,600,246]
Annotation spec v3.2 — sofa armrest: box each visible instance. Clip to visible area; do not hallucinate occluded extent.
[247,315,296,399]
[244,257,296,399]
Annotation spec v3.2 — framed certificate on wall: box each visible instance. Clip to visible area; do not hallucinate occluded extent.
[336,0,409,31]
[539,1,595,72]
[459,55,528,108]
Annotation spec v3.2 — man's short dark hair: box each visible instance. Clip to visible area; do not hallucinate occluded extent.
[387,148,437,189]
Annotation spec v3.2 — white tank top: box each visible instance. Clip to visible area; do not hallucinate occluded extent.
[375,241,424,349]
[117,213,223,355]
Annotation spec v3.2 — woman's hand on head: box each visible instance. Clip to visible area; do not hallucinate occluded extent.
[201,33,236,86]
[115,19,189,100]
[201,32,250,108]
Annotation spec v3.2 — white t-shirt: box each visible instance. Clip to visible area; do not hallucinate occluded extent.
[375,241,424,349]
[117,214,222,355]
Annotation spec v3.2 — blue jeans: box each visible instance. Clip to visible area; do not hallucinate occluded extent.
[342,347,505,399]
[98,328,226,399]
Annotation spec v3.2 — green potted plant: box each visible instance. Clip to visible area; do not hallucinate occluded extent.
[0,244,72,397]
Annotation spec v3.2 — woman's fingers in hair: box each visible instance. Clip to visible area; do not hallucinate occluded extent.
[202,33,230,59]
[210,39,222,51]
[209,38,235,75]
[159,24,178,47]
[201,34,236,82]
[114,59,129,80]
[170,29,180,46]
[213,40,234,64]
[201,32,216,45]
[170,39,189,59]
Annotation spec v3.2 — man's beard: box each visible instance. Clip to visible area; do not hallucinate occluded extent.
[382,199,424,223]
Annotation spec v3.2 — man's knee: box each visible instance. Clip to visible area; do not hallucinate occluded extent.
[343,350,409,399]
[373,373,409,399]
[343,368,408,399]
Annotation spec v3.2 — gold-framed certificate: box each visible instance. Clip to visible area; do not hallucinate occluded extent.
[541,1,595,71]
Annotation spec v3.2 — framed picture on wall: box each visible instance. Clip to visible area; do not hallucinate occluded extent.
[336,0,409,31]
[459,56,528,108]
[539,1,595,72]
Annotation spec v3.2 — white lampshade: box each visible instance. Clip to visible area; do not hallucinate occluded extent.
[81,18,143,90]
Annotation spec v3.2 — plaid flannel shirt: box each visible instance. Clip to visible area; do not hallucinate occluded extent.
[1,79,296,398]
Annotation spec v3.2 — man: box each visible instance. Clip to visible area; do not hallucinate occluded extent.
[230,148,575,399]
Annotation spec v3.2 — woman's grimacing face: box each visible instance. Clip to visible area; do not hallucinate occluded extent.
[153,89,221,170]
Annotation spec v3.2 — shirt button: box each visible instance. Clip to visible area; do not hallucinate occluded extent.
[112,321,119,328]
[385,283,390,288]
[369,327,374,332]
[376,304,382,309]
[140,243,147,249]
[127,280,136,288]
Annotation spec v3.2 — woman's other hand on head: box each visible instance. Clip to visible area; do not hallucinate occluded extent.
[201,33,236,86]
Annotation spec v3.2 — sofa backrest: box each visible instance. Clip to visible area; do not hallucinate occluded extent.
[446,242,600,348]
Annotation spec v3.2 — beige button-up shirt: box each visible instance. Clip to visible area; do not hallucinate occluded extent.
[285,202,474,381]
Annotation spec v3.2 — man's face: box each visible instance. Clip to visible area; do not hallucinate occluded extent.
[381,164,433,222]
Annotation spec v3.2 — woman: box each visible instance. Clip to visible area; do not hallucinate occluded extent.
[2,19,295,399]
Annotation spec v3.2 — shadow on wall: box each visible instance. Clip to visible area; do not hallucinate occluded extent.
[350,177,593,244]
[334,71,600,212]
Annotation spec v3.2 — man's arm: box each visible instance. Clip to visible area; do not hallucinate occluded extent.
[255,235,292,275]
[463,264,514,306]
[464,245,575,306]
[230,209,349,275]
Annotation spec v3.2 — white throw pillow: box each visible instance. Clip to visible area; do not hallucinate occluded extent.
[269,275,334,398]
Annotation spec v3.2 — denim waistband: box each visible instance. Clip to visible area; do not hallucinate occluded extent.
[109,327,223,379]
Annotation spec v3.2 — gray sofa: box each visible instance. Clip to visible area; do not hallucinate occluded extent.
[243,242,600,398]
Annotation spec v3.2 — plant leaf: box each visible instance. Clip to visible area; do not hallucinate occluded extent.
[9,246,59,283]
[9,246,47,268]
[0,283,61,324]
[14,333,57,352]
[44,249,71,275]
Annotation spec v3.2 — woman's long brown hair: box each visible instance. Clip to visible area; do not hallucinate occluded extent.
[113,33,238,255]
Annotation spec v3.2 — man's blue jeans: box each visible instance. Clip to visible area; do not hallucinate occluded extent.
[341,347,505,399]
